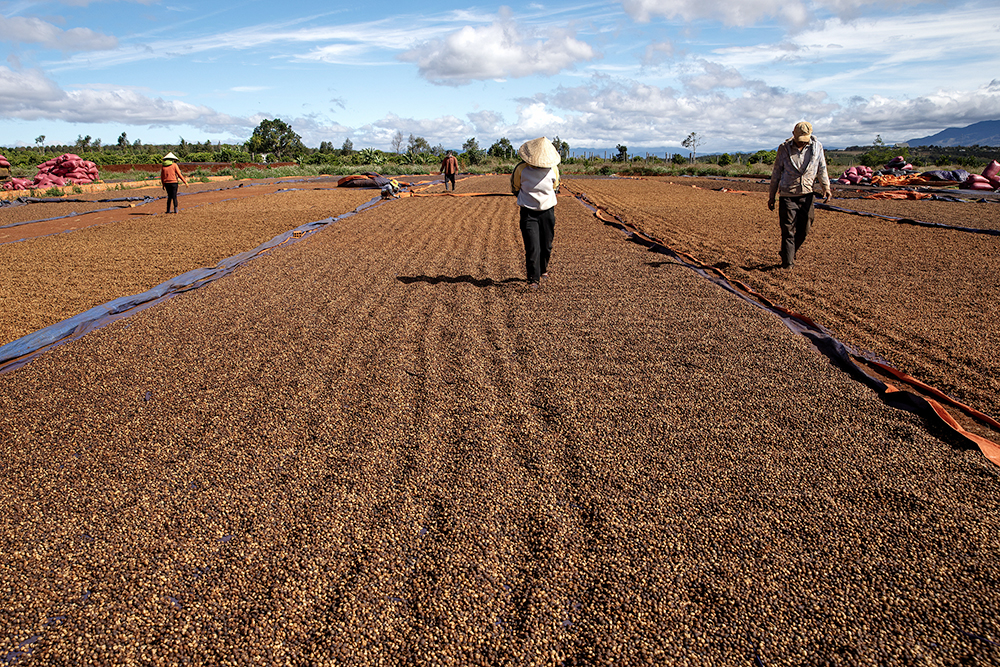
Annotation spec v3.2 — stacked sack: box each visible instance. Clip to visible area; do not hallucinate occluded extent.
[882,155,914,172]
[0,154,33,191]
[2,153,102,191]
[2,177,34,191]
[961,160,1000,191]
[837,165,874,185]
[35,153,101,186]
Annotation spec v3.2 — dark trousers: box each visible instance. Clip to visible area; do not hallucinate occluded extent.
[164,182,179,212]
[519,206,555,283]
[778,193,814,267]
[444,173,456,190]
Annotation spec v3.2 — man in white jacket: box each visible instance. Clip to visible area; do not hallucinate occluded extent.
[768,121,831,269]
[511,137,561,287]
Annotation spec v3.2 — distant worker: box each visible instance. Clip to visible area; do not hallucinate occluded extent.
[767,121,831,269]
[160,152,189,214]
[511,137,561,288]
[440,150,459,191]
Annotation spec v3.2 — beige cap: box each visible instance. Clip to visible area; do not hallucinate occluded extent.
[163,152,179,161]
[517,137,561,168]
[792,122,813,143]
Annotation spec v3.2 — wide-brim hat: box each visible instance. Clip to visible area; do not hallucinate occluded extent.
[518,137,560,168]
[792,121,812,143]
[163,152,179,161]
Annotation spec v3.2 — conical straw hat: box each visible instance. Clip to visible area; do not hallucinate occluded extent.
[518,137,560,168]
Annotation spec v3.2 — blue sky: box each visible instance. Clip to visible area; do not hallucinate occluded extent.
[1,0,998,154]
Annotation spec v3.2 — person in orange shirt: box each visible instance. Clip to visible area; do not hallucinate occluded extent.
[440,150,459,191]
[160,152,189,214]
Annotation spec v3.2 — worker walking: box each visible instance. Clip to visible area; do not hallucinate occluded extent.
[511,137,561,288]
[767,121,831,268]
[160,152,189,214]
[440,151,459,191]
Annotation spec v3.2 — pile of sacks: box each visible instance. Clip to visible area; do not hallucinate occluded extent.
[882,155,914,172]
[1,153,101,191]
[837,155,1000,191]
[961,160,1000,191]
[837,165,874,185]
[837,156,915,185]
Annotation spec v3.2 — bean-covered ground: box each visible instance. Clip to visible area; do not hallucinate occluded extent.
[0,178,374,343]
[563,176,1000,422]
[1,175,998,665]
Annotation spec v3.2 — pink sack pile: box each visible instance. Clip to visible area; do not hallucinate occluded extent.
[3,153,103,191]
[837,165,873,185]
[35,153,101,187]
[961,160,1000,191]
[0,154,10,169]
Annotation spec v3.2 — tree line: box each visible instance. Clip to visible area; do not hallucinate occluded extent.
[5,121,996,172]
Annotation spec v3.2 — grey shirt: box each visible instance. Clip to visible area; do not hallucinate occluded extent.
[769,137,831,200]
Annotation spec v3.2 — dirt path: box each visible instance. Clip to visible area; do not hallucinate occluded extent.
[1,178,998,665]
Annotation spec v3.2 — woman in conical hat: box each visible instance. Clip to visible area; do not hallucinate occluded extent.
[160,152,189,213]
[510,137,561,288]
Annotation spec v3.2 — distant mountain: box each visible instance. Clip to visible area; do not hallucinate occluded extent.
[907,120,1000,147]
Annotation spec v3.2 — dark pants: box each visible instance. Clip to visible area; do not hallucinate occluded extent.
[444,173,456,190]
[778,193,814,267]
[519,206,555,283]
[164,182,179,212]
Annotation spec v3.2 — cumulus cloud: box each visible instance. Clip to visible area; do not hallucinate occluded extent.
[641,41,675,66]
[0,15,118,51]
[351,112,477,149]
[535,73,839,149]
[680,60,750,91]
[522,69,1000,152]
[0,66,250,133]
[824,81,1000,141]
[399,11,596,85]
[467,110,506,135]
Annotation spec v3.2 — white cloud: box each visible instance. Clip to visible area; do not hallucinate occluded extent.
[0,66,250,133]
[399,12,596,85]
[0,15,118,51]
[620,0,936,29]
[467,110,506,135]
[621,0,810,28]
[825,81,1000,142]
[351,112,477,149]
[513,101,567,138]
[641,41,675,66]
[680,60,749,91]
[538,74,839,149]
